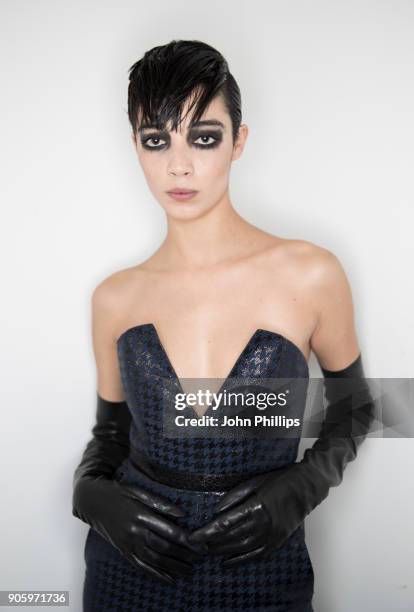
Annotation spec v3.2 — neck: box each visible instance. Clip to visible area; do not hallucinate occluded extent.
[158,193,257,271]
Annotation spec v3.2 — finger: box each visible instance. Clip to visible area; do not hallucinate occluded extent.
[188,504,251,544]
[217,466,295,514]
[215,474,267,513]
[222,545,269,567]
[125,551,175,585]
[141,541,193,577]
[206,518,261,553]
[211,532,262,556]
[138,514,206,554]
[207,502,271,552]
[122,484,186,517]
[146,530,206,563]
[185,534,209,555]
[209,516,259,544]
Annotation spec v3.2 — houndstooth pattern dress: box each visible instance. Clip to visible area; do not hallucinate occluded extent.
[82,324,315,611]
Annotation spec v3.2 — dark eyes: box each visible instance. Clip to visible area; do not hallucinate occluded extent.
[140,131,222,151]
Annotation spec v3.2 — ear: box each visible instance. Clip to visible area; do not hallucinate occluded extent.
[231,123,249,162]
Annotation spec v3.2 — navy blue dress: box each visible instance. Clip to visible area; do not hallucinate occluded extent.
[83,324,315,611]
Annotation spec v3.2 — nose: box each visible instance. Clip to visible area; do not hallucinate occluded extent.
[167,148,194,177]
[168,168,192,177]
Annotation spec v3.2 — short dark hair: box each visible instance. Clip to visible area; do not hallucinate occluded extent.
[127,39,242,145]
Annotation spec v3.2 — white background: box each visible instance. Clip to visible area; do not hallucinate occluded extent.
[1,1,413,610]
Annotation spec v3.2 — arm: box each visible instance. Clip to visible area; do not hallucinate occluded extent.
[188,249,375,564]
[72,280,205,583]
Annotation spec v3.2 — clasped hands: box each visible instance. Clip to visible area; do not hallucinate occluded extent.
[74,464,301,586]
[187,464,298,566]
[124,464,298,584]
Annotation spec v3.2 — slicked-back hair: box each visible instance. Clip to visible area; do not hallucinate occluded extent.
[127,39,242,145]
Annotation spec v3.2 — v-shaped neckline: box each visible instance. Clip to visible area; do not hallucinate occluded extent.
[150,322,262,403]
[117,322,309,418]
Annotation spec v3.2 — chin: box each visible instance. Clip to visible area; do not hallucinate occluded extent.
[160,197,210,215]
[165,204,208,219]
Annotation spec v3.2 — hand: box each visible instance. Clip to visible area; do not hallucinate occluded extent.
[187,469,293,567]
[73,476,207,584]
[188,354,376,568]
[72,394,208,584]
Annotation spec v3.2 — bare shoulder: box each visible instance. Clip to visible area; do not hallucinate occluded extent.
[91,264,150,340]
[289,239,353,315]
[294,239,352,299]
[267,237,347,284]
[262,235,329,272]
[93,263,151,299]
[282,240,359,368]
[271,239,358,369]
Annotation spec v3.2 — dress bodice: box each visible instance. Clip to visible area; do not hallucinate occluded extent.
[116,323,309,479]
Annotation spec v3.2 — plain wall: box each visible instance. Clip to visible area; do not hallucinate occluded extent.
[1,1,413,610]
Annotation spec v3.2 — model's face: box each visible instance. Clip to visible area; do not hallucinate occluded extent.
[132,93,248,218]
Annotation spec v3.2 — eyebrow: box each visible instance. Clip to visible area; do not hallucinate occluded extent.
[138,119,226,133]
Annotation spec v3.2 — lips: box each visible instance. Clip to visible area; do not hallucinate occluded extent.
[167,189,197,194]
[166,189,198,201]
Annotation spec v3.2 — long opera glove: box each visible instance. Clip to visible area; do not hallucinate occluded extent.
[188,354,375,566]
[72,393,204,583]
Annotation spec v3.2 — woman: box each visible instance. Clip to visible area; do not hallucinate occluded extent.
[72,39,374,611]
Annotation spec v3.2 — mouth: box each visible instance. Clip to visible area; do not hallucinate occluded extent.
[166,189,198,201]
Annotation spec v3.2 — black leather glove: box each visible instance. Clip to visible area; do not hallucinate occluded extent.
[188,353,375,566]
[72,393,205,584]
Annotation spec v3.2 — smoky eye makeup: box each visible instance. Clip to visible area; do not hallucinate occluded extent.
[140,129,223,151]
